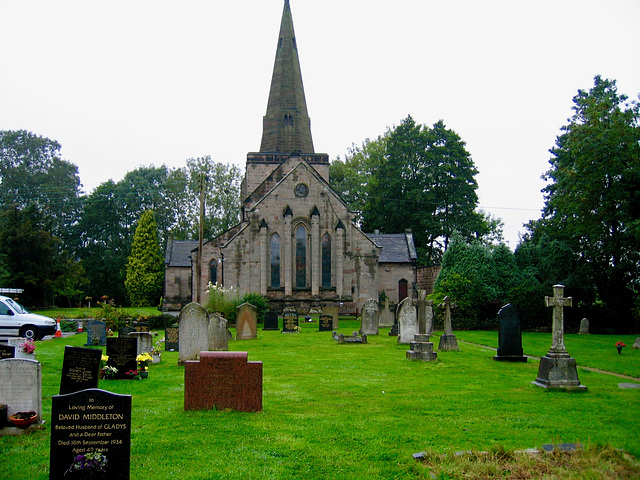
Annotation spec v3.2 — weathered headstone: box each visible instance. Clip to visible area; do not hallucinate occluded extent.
[282,307,299,333]
[178,303,211,364]
[50,388,131,479]
[106,337,138,379]
[209,313,229,351]
[397,297,419,344]
[425,301,434,336]
[0,344,15,359]
[84,320,107,346]
[319,314,333,332]
[633,338,640,350]
[360,299,380,336]
[438,296,460,351]
[60,346,103,395]
[493,304,527,362]
[578,318,589,335]
[532,285,586,390]
[332,331,367,344]
[0,358,43,427]
[165,326,179,351]
[263,311,279,331]
[323,305,340,329]
[416,290,427,334]
[184,351,262,412]
[379,298,394,327]
[236,303,258,340]
[128,331,153,356]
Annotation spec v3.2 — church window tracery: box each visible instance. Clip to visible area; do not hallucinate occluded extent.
[322,233,331,288]
[270,233,281,288]
[295,225,307,288]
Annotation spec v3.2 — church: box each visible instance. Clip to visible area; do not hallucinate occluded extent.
[163,0,418,312]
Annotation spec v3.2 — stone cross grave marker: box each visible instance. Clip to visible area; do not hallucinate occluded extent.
[209,313,230,351]
[165,325,179,351]
[236,303,258,340]
[397,297,418,344]
[85,320,107,346]
[49,388,132,479]
[59,346,103,395]
[438,296,459,351]
[184,351,263,412]
[282,307,299,333]
[106,337,138,379]
[533,285,586,390]
[416,290,427,334]
[0,358,43,427]
[360,298,379,336]
[178,302,211,364]
[493,304,527,362]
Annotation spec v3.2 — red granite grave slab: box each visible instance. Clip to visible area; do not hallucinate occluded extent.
[184,351,263,412]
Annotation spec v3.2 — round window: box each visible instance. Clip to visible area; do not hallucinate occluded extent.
[294,183,309,197]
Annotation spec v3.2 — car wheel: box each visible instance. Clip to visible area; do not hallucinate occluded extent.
[20,325,39,340]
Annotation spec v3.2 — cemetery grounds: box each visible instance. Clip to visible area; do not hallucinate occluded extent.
[1,319,639,479]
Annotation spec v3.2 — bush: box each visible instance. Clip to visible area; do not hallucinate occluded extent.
[148,314,178,330]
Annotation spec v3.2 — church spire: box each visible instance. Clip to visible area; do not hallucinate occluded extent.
[259,0,315,154]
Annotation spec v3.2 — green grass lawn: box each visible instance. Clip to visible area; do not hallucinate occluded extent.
[1,322,639,479]
[32,306,161,319]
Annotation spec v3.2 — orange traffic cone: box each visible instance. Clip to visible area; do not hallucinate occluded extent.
[77,321,83,333]
[54,318,62,338]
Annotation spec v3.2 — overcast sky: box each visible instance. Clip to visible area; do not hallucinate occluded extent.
[1,0,639,248]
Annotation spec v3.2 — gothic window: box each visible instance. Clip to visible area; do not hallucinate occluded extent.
[284,114,294,127]
[295,225,307,288]
[322,233,331,288]
[209,259,217,285]
[270,233,281,288]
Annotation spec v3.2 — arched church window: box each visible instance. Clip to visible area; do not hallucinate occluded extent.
[322,233,331,288]
[284,114,294,127]
[209,259,217,285]
[270,233,281,288]
[295,225,307,288]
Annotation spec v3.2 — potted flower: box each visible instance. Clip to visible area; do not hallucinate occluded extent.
[151,339,164,363]
[616,341,626,355]
[125,369,141,380]
[17,339,36,359]
[98,355,109,379]
[102,365,118,379]
[9,410,37,428]
[64,450,108,479]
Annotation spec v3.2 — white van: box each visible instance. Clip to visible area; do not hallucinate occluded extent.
[0,295,57,340]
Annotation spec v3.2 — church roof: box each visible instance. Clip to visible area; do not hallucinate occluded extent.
[366,233,418,264]
[164,240,198,267]
[259,0,314,154]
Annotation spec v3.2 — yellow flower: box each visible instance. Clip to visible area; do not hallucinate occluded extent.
[101,355,109,362]
[136,353,153,363]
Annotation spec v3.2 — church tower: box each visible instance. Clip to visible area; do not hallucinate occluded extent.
[242,0,329,200]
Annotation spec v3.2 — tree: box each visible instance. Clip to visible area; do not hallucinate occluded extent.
[125,210,164,307]
[530,76,640,331]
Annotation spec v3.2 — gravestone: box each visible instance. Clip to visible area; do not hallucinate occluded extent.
[438,296,460,351]
[7,338,35,359]
[416,290,427,334]
[379,298,394,327]
[49,388,131,480]
[128,331,153,356]
[425,301,434,336]
[406,333,437,361]
[106,337,138,379]
[209,313,229,351]
[184,351,262,412]
[532,285,586,390]
[319,314,333,332]
[178,303,211,364]
[633,338,640,350]
[0,358,43,427]
[323,305,340,329]
[118,326,135,337]
[0,344,15,359]
[578,318,589,335]
[397,297,419,344]
[236,303,258,340]
[84,320,107,346]
[133,321,149,332]
[493,304,527,362]
[332,331,367,344]
[263,311,279,331]
[282,308,299,333]
[60,346,103,395]
[165,326,179,351]
[360,299,380,336]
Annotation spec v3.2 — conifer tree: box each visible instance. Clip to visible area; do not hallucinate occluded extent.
[125,210,164,307]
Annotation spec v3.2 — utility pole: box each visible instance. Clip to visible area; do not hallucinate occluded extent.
[196,172,206,304]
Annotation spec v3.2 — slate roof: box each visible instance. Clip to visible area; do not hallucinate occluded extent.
[165,240,198,267]
[366,233,418,264]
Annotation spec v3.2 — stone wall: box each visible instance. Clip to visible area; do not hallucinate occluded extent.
[416,265,441,294]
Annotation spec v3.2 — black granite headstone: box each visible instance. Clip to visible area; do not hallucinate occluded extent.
[0,344,15,359]
[50,388,131,480]
[319,314,333,332]
[85,320,107,346]
[282,308,299,333]
[494,303,527,362]
[263,312,279,331]
[60,346,103,395]
[165,326,179,351]
[106,337,138,379]
[118,326,135,337]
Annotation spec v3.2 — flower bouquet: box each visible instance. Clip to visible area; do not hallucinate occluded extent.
[64,451,108,479]
[19,339,36,354]
[102,366,118,379]
[616,341,626,355]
